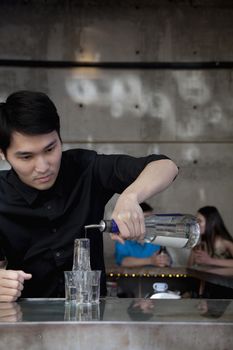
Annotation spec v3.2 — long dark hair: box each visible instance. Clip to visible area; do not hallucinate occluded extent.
[198,206,233,255]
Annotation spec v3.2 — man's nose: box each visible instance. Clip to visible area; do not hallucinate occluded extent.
[34,156,49,173]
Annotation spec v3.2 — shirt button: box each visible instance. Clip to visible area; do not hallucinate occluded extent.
[55,251,61,257]
[47,205,52,210]
[52,228,57,233]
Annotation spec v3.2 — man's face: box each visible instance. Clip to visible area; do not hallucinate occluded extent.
[5,131,62,190]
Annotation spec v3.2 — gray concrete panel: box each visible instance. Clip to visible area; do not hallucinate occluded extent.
[1,1,233,62]
[0,68,233,142]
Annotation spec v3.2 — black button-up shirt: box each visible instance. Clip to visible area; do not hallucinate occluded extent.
[0,149,168,298]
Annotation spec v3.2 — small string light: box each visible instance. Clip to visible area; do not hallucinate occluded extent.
[107,273,190,278]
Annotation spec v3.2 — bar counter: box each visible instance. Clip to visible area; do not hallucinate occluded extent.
[107,265,233,287]
[187,266,233,289]
[0,298,232,350]
[106,265,233,297]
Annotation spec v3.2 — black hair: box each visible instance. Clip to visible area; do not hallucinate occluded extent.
[198,206,233,255]
[127,300,154,321]
[0,90,61,155]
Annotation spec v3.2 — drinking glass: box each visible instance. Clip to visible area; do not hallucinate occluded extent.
[91,303,100,320]
[72,238,91,271]
[64,301,77,320]
[90,270,101,304]
[76,303,92,321]
[64,271,78,303]
[75,270,92,304]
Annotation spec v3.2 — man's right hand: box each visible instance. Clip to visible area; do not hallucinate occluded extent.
[0,270,32,302]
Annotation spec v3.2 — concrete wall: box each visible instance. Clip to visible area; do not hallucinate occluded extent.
[0,0,233,265]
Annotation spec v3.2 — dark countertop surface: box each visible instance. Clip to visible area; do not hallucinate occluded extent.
[0,298,232,324]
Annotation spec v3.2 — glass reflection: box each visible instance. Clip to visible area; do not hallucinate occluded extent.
[64,302,100,321]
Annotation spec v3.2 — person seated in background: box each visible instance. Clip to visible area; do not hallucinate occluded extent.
[188,206,233,268]
[185,206,233,298]
[115,202,171,268]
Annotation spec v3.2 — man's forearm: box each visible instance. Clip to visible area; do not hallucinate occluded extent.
[121,159,178,204]
[111,159,178,242]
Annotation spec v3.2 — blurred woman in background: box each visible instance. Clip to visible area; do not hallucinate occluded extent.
[188,206,233,267]
[185,206,233,298]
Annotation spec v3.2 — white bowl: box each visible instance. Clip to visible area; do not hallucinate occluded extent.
[150,292,181,299]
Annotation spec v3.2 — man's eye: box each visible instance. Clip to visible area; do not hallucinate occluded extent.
[45,147,54,153]
[20,155,31,160]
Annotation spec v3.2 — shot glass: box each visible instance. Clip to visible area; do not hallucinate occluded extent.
[90,270,101,304]
[75,302,100,321]
[64,271,78,303]
[91,303,100,320]
[75,270,92,305]
[72,238,91,271]
[64,301,77,321]
[76,303,92,321]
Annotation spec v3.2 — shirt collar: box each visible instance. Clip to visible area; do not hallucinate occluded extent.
[8,168,63,206]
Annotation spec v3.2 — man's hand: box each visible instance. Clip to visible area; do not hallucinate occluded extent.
[111,193,145,243]
[0,270,32,302]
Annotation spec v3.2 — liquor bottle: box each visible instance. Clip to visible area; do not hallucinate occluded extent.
[85,213,200,249]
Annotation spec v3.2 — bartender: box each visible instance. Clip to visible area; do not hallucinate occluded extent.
[0,90,178,301]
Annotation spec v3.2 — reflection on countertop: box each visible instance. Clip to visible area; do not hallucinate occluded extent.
[0,298,232,324]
